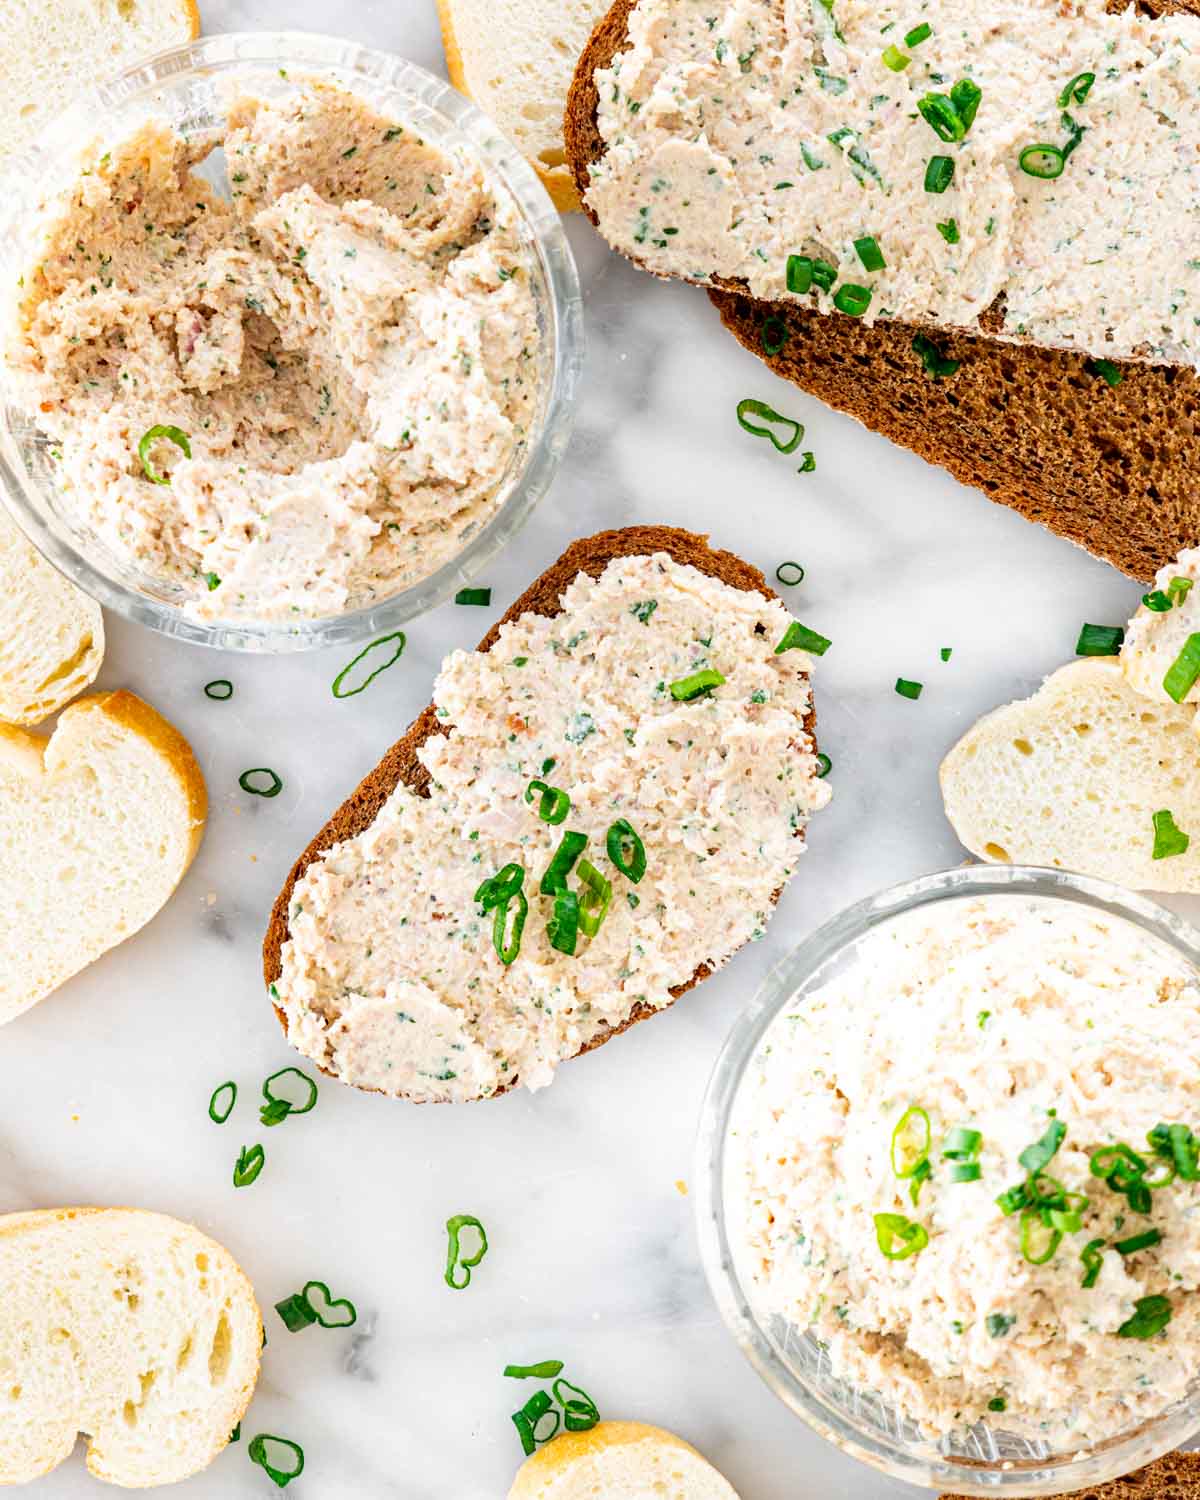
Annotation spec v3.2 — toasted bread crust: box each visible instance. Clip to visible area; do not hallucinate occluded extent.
[262,526,819,1092]
[92,691,208,865]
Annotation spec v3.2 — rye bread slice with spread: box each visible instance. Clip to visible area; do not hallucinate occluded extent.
[941,1450,1200,1500]
[261,525,820,1095]
[564,0,1200,583]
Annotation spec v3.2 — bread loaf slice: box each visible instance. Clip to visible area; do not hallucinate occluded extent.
[0,690,206,1025]
[0,1207,260,1488]
[508,1422,739,1499]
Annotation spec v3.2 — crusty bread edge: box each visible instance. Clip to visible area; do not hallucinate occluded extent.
[183,0,202,38]
[508,1421,732,1496]
[940,1450,1200,1500]
[261,526,819,1093]
[436,0,583,212]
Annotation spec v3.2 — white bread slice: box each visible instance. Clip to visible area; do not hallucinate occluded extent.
[0,1207,260,1487]
[940,658,1200,892]
[508,1422,740,1499]
[0,0,199,166]
[0,690,206,1025]
[0,517,104,726]
[437,0,605,210]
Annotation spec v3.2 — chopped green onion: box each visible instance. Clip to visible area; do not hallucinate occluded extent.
[455,587,492,606]
[1019,144,1065,179]
[525,779,570,825]
[996,1183,1028,1215]
[1020,1210,1060,1264]
[239,768,282,798]
[950,79,981,129]
[905,21,932,44]
[137,424,191,485]
[1143,591,1173,612]
[275,1293,317,1333]
[988,1396,1007,1413]
[985,1312,1016,1337]
[775,561,805,586]
[208,1081,236,1124]
[924,155,954,193]
[204,679,233,701]
[936,218,959,244]
[547,889,581,955]
[1169,577,1194,606]
[891,1105,931,1178]
[1114,1229,1162,1256]
[248,1434,305,1488]
[919,92,966,141]
[445,1214,488,1290]
[797,452,816,473]
[504,1360,565,1379]
[815,752,832,778]
[331,632,406,698]
[912,334,960,380]
[854,236,885,272]
[895,678,923,699]
[882,44,910,70]
[874,1212,929,1260]
[943,1127,982,1159]
[1080,1238,1106,1288]
[670,668,726,700]
[553,1377,601,1433]
[1085,357,1123,387]
[1148,1122,1200,1181]
[1152,809,1190,861]
[476,862,525,910]
[203,572,221,592]
[833,282,872,317]
[606,819,647,883]
[908,1156,932,1206]
[941,647,953,661]
[493,889,528,965]
[297,1280,356,1328]
[776,621,831,655]
[1058,71,1095,107]
[1019,1119,1066,1174]
[786,255,813,293]
[541,831,587,896]
[261,1067,318,1125]
[810,258,837,291]
[760,316,789,355]
[233,1144,265,1188]
[512,1391,559,1456]
[575,859,612,938]
[949,1161,982,1183]
[1075,623,1124,657]
[1163,634,1200,702]
[736,398,803,453]
[1116,1295,1172,1339]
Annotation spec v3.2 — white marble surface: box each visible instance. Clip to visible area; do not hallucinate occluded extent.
[4,2,1196,1496]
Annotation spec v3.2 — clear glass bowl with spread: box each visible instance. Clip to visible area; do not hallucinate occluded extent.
[0,32,583,651]
[696,865,1200,1496]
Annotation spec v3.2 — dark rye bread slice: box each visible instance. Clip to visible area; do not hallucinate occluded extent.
[564,0,1200,583]
[942,1450,1200,1500]
[262,525,820,1097]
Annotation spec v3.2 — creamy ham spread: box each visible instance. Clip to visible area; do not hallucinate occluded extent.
[587,0,1200,364]
[728,895,1200,1444]
[1122,550,1200,715]
[275,553,830,1100]
[6,81,539,620]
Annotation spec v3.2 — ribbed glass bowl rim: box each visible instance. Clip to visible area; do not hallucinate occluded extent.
[695,864,1200,1495]
[0,30,584,652]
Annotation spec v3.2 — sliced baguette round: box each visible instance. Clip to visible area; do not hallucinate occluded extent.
[940,657,1200,891]
[0,515,104,726]
[0,1206,260,1488]
[0,689,207,1025]
[508,1421,739,1499]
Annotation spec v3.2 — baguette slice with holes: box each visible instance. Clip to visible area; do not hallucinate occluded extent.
[940,657,1200,891]
[508,1422,740,1500]
[0,690,206,1025]
[0,1207,260,1488]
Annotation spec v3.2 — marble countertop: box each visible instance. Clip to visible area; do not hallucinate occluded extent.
[5,2,1194,1496]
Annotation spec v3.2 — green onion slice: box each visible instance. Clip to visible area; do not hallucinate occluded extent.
[669,668,725,701]
[810,258,837,291]
[854,235,885,272]
[298,1280,356,1328]
[331,632,406,698]
[274,1293,317,1333]
[786,255,813,294]
[776,621,831,656]
[775,561,805,586]
[1116,1294,1172,1339]
[950,78,981,128]
[882,43,910,70]
[239,768,283,798]
[1163,633,1200,702]
[204,679,233,701]
[797,452,816,474]
[1169,577,1194,606]
[891,1105,931,1178]
[575,859,612,939]
[261,1067,318,1125]
[895,678,923,700]
[924,155,954,193]
[908,1156,932,1206]
[208,1081,236,1124]
[760,316,789,355]
[553,1377,601,1433]
[1086,357,1123,387]
[540,831,587,896]
[949,1162,982,1183]
[233,1143,265,1188]
[248,1434,305,1488]
[493,889,528,965]
[1080,1237,1106,1288]
[445,1214,488,1290]
[606,818,647,883]
[736,398,803,453]
[1058,71,1095,107]
[476,862,525,911]
[815,752,832,778]
[918,92,966,141]
[936,218,959,244]
[905,21,932,44]
[137,424,191,485]
[1114,1228,1162,1256]
[547,889,581,956]
[1075,622,1124,656]
[1019,1208,1061,1265]
[525,779,571,825]
[1019,1118,1065,1174]
[1019,144,1066,179]
[504,1360,565,1379]
[455,587,492,606]
[512,1391,559,1455]
[1144,590,1173,613]
[833,282,872,318]
[1148,1122,1200,1181]
[1152,809,1190,861]
[943,1126,982,1160]
[874,1211,929,1260]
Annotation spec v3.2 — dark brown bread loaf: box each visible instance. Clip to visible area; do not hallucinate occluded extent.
[564,0,1200,583]
[262,526,820,1095]
[942,1450,1200,1500]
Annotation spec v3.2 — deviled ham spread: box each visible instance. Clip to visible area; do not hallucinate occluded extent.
[6,80,539,620]
[275,552,830,1100]
[728,894,1200,1444]
[587,0,1200,364]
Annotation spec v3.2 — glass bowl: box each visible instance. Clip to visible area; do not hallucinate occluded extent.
[0,32,583,652]
[696,865,1200,1496]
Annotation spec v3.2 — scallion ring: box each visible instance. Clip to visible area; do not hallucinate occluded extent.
[239,768,282,798]
[248,1434,305,1488]
[1019,1208,1061,1265]
[815,752,832,778]
[331,631,406,698]
[512,1391,559,1455]
[760,315,789,355]
[445,1213,488,1290]
[476,862,525,911]
[1117,1295,1172,1339]
[493,888,528,965]
[736,397,803,453]
[1080,1237,1106,1288]
[833,282,872,318]
[1018,144,1066,179]
[204,679,233,701]
[1058,71,1095,107]
[891,1105,931,1179]
[775,561,805,586]
[540,831,587,896]
[606,818,647,883]
[775,620,831,656]
[786,254,813,294]
[575,859,612,939]
[547,888,581,956]
[137,424,191,485]
[233,1144,265,1188]
[260,1066,318,1126]
[669,668,725,701]
[918,92,966,142]
[853,235,885,273]
[525,779,570,825]
[949,1162,982,1183]
[553,1377,601,1433]
[208,1081,236,1124]
[874,1211,928,1260]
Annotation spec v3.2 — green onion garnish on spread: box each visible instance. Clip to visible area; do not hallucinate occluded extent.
[988,1396,1007,1412]
[208,1081,236,1124]
[1018,144,1066,179]
[445,1214,488,1290]
[512,1391,559,1455]
[760,316,789,355]
[203,572,221,592]
[882,44,910,70]
[833,283,872,317]
[455,587,492,606]
[1019,1210,1061,1265]
[541,832,587,896]
[1086,358,1123,387]
[1144,591,1173,613]
[606,819,647,883]
[1019,1119,1066,1173]
[1058,71,1095,107]
[204,679,234,701]
[669,668,725,700]
[950,79,981,127]
[137,424,191,485]
[504,1360,565,1379]
[944,1127,982,1157]
[810,258,837,291]
[1090,1143,1154,1214]
[907,1157,932,1205]
[331,632,406,698]
[525,779,571,825]
[776,621,831,655]
[575,859,612,938]
[1114,1228,1162,1256]
[786,255,813,293]
[815,752,832,778]
[1163,634,1200,702]
[1148,1122,1200,1180]
[919,93,965,141]
[874,1212,929,1260]
[854,236,885,272]
[775,561,805,586]
[895,678,923,700]
[476,862,525,910]
[924,155,954,193]
[891,1105,931,1179]
[912,334,960,380]
[554,1377,601,1433]
[233,1144,265,1188]
[547,888,581,955]
[248,1434,305,1488]
[493,889,528,965]
[736,398,803,453]
[1117,1295,1172,1340]
[1152,809,1190,861]
[1169,577,1194,606]
[1080,1237,1106,1288]
[936,219,959,244]
[1075,623,1124,657]
[239,768,283,798]
[905,21,932,44]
